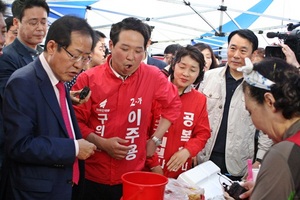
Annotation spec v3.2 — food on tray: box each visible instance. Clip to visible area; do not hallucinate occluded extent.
[164,178,205,200]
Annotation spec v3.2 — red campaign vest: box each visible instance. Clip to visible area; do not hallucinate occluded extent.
[286,130,300,146]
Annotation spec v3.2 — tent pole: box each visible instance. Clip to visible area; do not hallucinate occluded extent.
[183,0,222,36]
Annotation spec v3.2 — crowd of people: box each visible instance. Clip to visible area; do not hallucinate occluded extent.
[0,0,299,200]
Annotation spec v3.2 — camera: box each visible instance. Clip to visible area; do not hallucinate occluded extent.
[265,46,285,60]
[265,29,300,63]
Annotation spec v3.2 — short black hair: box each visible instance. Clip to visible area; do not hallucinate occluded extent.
[228,29,258,53]
[110,17,150,49]
[44,15,95,52]
[164,44,182,55]
[0,0,6,14]
[5,16,13,32]
[12,0,50,21]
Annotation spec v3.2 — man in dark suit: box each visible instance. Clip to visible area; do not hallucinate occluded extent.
[0,0,6,62]
[0,0,7,185]
[147,55,167,69]
[0,0,49,99]
[0,0,7,178]
[0,15,96,200]
[0,0,49,175]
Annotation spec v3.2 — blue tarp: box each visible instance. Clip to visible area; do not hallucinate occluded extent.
[5,1,98,21]
[192,0,273,50]
[48,1,97,19]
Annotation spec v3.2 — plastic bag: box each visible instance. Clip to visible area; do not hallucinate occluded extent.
[164,178,205,200]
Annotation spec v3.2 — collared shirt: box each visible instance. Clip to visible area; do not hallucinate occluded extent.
[212,67,243,154]
[109,59,130,81]
[39,53,79,155]
[17,38,42,60]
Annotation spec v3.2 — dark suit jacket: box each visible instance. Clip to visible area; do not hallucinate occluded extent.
[0,38,36,174]
[1,58,84,200]
[147,56,167,70]
[0,38,34,99]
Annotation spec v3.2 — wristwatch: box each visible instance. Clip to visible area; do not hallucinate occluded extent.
[151,135,162,146]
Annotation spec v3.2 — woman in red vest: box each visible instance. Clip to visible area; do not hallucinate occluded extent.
[146,45,211,178]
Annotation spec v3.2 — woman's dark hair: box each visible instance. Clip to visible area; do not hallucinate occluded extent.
[193,42,219,70]
[110,17,150,50]
[243,57,300,119]
[94,30,106,43]
[169,45,205,86]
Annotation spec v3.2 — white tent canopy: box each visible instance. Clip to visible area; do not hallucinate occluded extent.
[85,0,300,55]
[4,0,300,56]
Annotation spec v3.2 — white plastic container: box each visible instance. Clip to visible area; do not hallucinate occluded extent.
[177,161,231,199]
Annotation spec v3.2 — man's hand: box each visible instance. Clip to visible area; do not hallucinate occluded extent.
[150,165,164,175]
[101,137,131,160]
[77,139,96,160]
[252,160,261,168]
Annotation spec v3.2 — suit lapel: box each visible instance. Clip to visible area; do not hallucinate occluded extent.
[13,39,34,66]
[34,59,70,138]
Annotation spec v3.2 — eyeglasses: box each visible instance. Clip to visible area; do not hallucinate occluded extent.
[60,45,91,65]
[8,29,18,35]
[22,19,48,27]
[164,54,174,60]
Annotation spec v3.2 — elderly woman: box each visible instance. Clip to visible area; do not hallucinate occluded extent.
[236,57,300,199]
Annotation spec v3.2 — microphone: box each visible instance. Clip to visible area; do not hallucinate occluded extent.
[266,32,290,39]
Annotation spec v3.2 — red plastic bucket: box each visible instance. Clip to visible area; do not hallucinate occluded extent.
[121,171,168,200]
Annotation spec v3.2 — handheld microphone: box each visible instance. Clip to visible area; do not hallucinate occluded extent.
[266,32,290,39]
